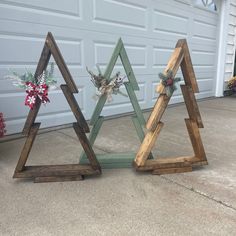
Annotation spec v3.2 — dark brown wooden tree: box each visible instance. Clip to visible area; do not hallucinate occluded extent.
[13,32,101,183]
[133,39,208,175]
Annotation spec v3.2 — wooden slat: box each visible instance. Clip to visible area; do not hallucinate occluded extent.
[152,166,192,175]
[131,116,154,159]
[22,42,51,135]
[146,94,170,131]
[134,122,164,167]
[120,46,139,90]
[15,123,41,172]
[80,116,104,162]
[156,47,184,94]
[146,47,184,132]
[89,95,106,125]
[176,39,199,93]
[73,123,101,171]
[125,82,145,125]
[181,85,203,128]
[103,38,123,80]
[61,84,89,133]
[46,32,78,93]
[185,119,207,161]
[135,156,194,171]
[34,175,84,183]
[13,164,100,178]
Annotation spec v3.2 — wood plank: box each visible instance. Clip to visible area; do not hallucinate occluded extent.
[156,47,184,94]
[61,84,89,133]
[135,156,194,171]
[120,46,139,90]
[131,116,154,159]
[146,94,170,131]
[181,85,203,128]
[134,122,164,167]
[185,119,207,161]
[176,39,199,93]
[152,166,192,175]
[15,123,41,172]
[89,95,107,125]
[22,41,51,135]
[13,164,100,178]
[73,123,101,171]
[46,32,78,93]
[125,82,145,125]
[80,116,104,162]
[103,38,123,80]
[146,47,184,132]
[34,175,84,183]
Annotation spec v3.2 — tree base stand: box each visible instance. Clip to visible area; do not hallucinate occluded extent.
[134,156,208,175]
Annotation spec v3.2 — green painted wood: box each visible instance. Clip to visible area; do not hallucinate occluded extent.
[80,153,135,168]
[131,116,145,142]
[104,38,123,80]
[124,82,145,125]
[90,96,106,125]
[80,116,104,161]
[86,38,148,168]
[131,116,154,160]
[120,46,139,90]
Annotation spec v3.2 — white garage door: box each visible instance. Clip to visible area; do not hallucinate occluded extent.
[0,0,220,135]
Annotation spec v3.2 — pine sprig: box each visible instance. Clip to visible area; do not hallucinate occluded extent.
[159,70,181,97]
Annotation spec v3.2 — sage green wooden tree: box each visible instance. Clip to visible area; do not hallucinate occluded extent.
[80,38,152,168]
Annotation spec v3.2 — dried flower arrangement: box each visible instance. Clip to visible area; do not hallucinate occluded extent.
[87,64,127,102]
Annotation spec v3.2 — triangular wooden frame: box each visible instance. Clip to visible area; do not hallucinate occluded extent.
[134,39,208,175]
[80,38,153,168]
[13,32,101,182]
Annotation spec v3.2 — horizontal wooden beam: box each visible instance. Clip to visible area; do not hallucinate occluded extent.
[13,164,100,178]
[152,166,192,175]
[34,175,84,183]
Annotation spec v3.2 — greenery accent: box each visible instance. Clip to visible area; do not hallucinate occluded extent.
[5,62,56,89]
[159,70,181,97]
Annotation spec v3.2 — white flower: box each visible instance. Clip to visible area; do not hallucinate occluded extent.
[27,96,36,105]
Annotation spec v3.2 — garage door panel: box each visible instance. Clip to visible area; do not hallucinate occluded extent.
[0,0,219,134]
[0,36,83,66]
[1,88,85,120]
[94,41,147,69]
[93,0,147,30]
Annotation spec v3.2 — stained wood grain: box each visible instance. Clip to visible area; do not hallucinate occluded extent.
[46,32,78,93]
[73,123,101,171]
[181,85,203,128]
[185,119,206,161]
[61,84,89,133]
[176,39,199,93]
[15,123,41,173]
[134,122,164,167]
[14,164,100,178]
[34,175,84,183]
[152,166,192,175]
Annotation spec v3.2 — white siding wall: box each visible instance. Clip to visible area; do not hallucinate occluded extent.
[0,0,220,135]
[224,0,236,81]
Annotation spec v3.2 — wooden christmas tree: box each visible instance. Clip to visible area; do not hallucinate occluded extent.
[134,39,208,175]
[13,32,101,182]
[80,38,153,168]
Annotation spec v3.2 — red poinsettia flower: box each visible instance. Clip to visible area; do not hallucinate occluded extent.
[166,78,174,86]
[25,93,37,109]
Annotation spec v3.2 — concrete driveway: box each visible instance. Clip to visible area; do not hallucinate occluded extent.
[0,97,236,235]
